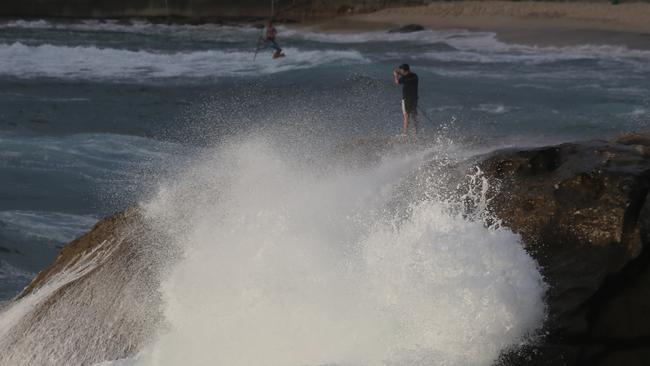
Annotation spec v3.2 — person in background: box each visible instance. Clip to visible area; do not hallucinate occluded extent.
[265,20,285,59]
[393,63,419,136]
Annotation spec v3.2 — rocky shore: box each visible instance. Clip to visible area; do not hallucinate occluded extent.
[0,207,168,365]
[3,1,648,49]
[480,133,650,366]
[5,133,650,365]
[3,0,649,35]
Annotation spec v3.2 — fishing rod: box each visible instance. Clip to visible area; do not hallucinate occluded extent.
[253,0,276,62]
[417,106,458,136]
[253,26,264,61]
[417,106,435,125]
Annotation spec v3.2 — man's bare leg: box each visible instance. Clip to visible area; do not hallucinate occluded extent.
[413,112,418,142]
[413,113,418,136]
[403,112,409,136]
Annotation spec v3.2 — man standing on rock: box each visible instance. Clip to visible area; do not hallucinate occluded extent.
[393,64,419,136]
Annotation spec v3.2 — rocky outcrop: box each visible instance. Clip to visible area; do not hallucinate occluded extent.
[389,133,650,365]
[17,206,145,298]
[0,0,429,21]
[0,206,172,366]
[477,133,650,366]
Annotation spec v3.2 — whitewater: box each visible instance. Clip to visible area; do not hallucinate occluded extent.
[0,132,547,366]
[1,19,648,366]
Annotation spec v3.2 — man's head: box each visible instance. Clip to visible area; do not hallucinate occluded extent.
[398,64,410,74]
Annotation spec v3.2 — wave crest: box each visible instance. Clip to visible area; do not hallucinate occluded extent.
[0,42,368,81]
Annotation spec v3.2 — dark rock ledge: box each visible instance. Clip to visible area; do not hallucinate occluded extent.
[481,133,650,366]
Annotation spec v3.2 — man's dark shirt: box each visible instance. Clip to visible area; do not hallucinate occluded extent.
[398,72,419,100]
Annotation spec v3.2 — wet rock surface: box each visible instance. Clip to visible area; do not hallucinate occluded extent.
[478,133,650,366]
[1,207,171,366]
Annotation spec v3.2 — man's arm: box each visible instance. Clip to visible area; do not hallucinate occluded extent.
[393,69,401,85]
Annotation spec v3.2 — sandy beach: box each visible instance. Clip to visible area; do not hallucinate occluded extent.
[305,1,650,48]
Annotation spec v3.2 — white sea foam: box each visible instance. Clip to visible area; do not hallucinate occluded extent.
[614,108,650,131]
[474,104,511,114]
[281,27,483,45]
[2,19,58,29]
[630,108,648,116]
[0,132,185,174]
[284,27,650,64]
[0,42,368,81]
[0,131,547,365]
[0,211,97,244]
[0,19,255,36]
[7,19,649,64]
[0,261,34,284]
[1,23,648,82]
[417,45,650,66]
[108,136,546,366]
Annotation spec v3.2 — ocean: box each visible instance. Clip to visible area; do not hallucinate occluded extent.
[0,19,648,365]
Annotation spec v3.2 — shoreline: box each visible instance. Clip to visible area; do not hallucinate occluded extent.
[2,1,649,49]
[301,1,650,49]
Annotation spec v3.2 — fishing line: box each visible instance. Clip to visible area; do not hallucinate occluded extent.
[417,106,435,124]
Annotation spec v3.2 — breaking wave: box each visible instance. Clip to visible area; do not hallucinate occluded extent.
[0,132,182,180]
[134,137,545,366]
[0,42,368,81]
[0,19,256,38]
[0,133,547,366]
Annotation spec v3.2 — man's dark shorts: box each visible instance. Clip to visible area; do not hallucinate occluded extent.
[401,98,418,115]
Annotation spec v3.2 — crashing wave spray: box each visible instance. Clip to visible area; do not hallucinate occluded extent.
[132,135,546,366]
[0,132,546,366]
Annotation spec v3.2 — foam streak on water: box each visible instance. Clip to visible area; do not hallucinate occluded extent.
[126,136,547,366]
[0,43,368,81]
[0,211,97,244]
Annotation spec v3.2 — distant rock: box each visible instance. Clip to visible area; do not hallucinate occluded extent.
[388,24,426,33]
